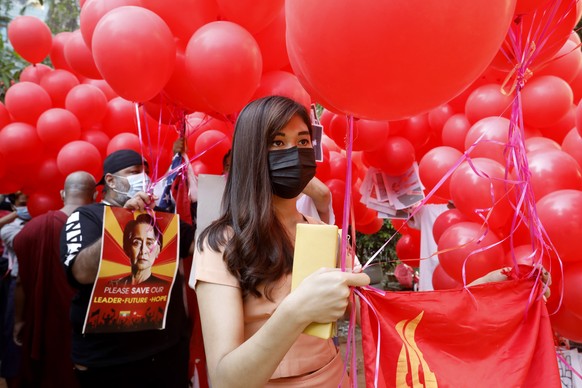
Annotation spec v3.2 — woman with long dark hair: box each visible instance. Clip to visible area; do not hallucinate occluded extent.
[193,96,369,387]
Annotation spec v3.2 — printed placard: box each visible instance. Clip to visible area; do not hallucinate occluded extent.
[83,207,179,334]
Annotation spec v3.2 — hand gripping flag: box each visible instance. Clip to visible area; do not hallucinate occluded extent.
[359,277,559,388]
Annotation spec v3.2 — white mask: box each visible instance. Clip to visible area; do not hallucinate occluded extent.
[112,173,151,199]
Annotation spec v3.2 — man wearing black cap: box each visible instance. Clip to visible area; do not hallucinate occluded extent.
[60,149,194,388]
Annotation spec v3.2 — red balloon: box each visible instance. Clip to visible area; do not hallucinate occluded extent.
[527,149,582,200]
[550,306,582,342]
[65,84,108,128]
[57,141,102,179]
[396,233,421,268]
[357,217,383,235]
[432,264,462,290]
[81,130,110,158]
[190,160,212,176]
[399,114,432,151]
[522,75,573,128]
[537,189,582,263]
[504,245,544,267]
[441,113,471,152]
[464,84,513,124]
[419,146,463,200]
[536,39,582,83]
[185,21,263,115]
[514,0,547,15]
[427,104,454,138]
[538,103,576,144]
[0,123,44,166]
[492,0,578,73]
[36,108,82,151]
[253,71,311,111]
[107,133,141,155]
[32,158,66,192]
[92,6,176,102]
[19,64,52,84]
[4,82,52,125]
[101,97,137,137]
[63,30,102,79]
[83,79,117,101]
[563,261,582,318]
[329,115,390,152]
[80,0,142,49]
[39,69,80,108]
[571,64,582,104]
[524,136,561,154]
[575,98,582,137]
[163,46,211,114]
[328,152,359,184]
[27,191,62,217]
[432,209,469,245]
[464,117,510,165]
[141,0,218,42]
[450,158,514,230]
[252,8,289,72]
[363,136,415,176]
[49,32,74,71]
[7,16,52,64]
[0,101,11,130]
[562,128,582,169]
[326,178,346,228]
[286,0,516,120]
[438,221,507,284]
[217,0,284,34]
[194,130,232,174]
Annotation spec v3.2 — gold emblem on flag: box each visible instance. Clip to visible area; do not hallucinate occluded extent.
[395,311,438,387]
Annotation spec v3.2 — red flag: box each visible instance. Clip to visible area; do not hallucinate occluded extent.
[359,278,559,388]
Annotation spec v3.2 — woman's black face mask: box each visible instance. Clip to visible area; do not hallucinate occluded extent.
[268,147,316,199]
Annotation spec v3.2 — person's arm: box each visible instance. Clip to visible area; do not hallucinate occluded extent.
[71,239,102,284]
[196,268,369,387]
[0,212,17,229]
[302,177,332,224]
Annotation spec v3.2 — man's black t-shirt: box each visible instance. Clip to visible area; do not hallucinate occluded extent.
[60,203,194,368]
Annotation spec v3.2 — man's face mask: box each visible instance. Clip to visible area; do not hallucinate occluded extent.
[15,206,31,221]
[111,173,151,199]
[268,147,316,199]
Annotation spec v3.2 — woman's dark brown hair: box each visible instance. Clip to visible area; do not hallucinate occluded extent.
[198,96,312,300]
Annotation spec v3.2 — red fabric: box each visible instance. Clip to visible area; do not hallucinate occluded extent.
[172,159,193,226]
[359,278,560,388]
[13,210,79,388]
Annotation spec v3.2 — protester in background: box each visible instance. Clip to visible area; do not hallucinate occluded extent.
[13,171,96,388]
[193,96,370,386]
[60,150,194,388]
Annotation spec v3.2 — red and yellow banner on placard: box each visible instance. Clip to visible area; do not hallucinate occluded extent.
[360,278,559,387]
[83,207,179,334]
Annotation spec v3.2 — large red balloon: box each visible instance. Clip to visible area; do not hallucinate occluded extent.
[107,133,141,155]
[524,136,561,154]
[328,115,390,152]
[432,209,469,244]
[396,233,421,268]
[65,84,108,128]
[4,82,52,125]
[7,16,52,64]
[0,102,10,130]
[0,123,44,166]
[81,130,110,158]
[101,97,137,137]
[527,149,582,201]
[57,141,102,180]
[36,108,82,152]
[80,0,142,49]
[63,30,102,79]
[563,261,582,319]
[39,69,80,108]
[418,146,463,200]
[252,8,289,72]
[537,189,582,263]
[521,75,573,128]
[427,104,454,138]
[185,21,263,115]
[399,114,432,151]
[449,158,514,230]
[285,0,517,120]
[194,130,232,174]
[141,0,218,42]
[536,39,582,83]
[217,0,284,34]
[27,191,62,217]
[92,6,176,102]
[438,221,507,284]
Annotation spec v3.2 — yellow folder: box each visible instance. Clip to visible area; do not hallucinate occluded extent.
[291,223,339,339]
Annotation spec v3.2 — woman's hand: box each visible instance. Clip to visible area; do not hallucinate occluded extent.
[284,268,370,327]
